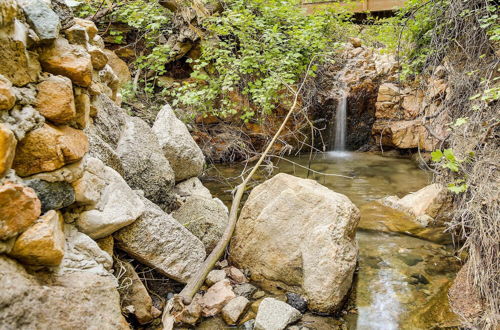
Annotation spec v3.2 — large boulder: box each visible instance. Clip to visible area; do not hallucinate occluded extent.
[117,116,175,210]
[230,173,360,313]
[17,0,61,43]
[35,75,76,124]
[0,254,128,329]
[173,195,229,253]
[114,195,206,283]
[73,157,144,239]
[152,104,205,181]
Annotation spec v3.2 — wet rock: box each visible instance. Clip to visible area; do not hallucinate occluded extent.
[174,177,212,199]
[225,266,248,284]
[13,123,88,177]
[234,283,257,299]
[152,104,205,181]
[0,182,41,240]
[25,179,75,212]
[222,296,249,325]
[114,195,205,283]
[230,173,359,313]
[286,293,308,314]
[18,0,61,43]
[0,124,16,178]
[0,255,128,329]
[74,157,144,239]
[117,116,175,210]
[73,87,90,128]
[0,105,44,141]
[173,195,228,253]
[254,298,301,330]
[409,273,430,285]
[200,279,236,317]
[206,269,226,286]
[38,37,93,87]
[36,75,76,124]
[449,262,484,321]
[118,260,156,324]
[103,49,131,87]
[9,210,65,266]
[88,45,108,70]
[398,253,423,266]
[0,74,16,110]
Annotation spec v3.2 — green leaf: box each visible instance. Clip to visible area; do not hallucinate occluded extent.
[447,183,467,194]
[431,150,443,162]
[453,117,468,127]
[443,149,456,162]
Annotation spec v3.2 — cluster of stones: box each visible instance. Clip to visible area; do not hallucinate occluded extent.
[0,1,229,328]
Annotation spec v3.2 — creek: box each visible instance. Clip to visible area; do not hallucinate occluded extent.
[203,151,460,329]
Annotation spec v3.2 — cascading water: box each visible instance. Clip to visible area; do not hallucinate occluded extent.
[334,91,347,151]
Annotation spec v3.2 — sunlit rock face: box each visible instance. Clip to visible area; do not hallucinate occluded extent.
[230,173,360,313]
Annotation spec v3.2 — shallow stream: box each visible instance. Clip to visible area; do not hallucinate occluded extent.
[203,151,460,329]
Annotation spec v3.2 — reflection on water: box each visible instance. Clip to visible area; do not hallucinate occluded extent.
[204,152,459,329]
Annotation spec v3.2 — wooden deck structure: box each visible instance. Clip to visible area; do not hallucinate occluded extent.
[301,0,407,13]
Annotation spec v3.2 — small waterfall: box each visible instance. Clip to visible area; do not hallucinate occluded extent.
[329,90,348,152]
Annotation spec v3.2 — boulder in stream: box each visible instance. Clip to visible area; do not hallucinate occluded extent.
[230,173,360,313]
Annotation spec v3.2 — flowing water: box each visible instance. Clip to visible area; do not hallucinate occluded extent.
[203,152,460,329]
[331,91,348,152]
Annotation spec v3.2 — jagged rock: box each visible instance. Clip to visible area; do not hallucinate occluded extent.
[201,279,236,317]
[0,105,44,141]
[0,124,16,178]
[0,182,41,240]
[206,269,227,286]
[13,123,88,177]
[73,86,90,128]
[9,210,65,266]
[117,116,175,210]
[152,104,205,181]
[372,120,427,149]
[24,158,85,183]
[225,266,248,284]
[74,18,98,39]
[96,235,114,257]
[114,195,206,283]
[174,177,212,199]
[230,173,359,313]
[25,179,75,212]
[0,74,16,110]
[36,75,76,124]
[74,157,144,239]
[0,17,41,86]
[173,195,228,253]
[38,37,93,87]
[64,23,88,46]
[88,45,108,70]
[50,0,75,30]
[57,224,113,276]
[18,0,61,43]
[254,298,302,330]
[234,283,257,299]
[0,255,128,329]
[0,0,17,28]
[222,296,249,325]
[286,293,308,314]
[103,49,131,87]
[12,85,36,106]
[118,260,156,324]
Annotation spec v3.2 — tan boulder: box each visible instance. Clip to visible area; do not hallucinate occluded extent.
[88,46,108,70]
[372,120,427,150]
[9,210,65,266]
[0,74,15,110]
[377,83,402,102]
[0,183,41,240]
[74,18,98,39]
[13,123,88,177]
[221,296,249,325]
[230,173,359,313]
[103,50,131,88]
[73,87,90,128]
[38,38,93,87]
[0,124,16,177]
[36,75,76,124]
[200,279,236,317]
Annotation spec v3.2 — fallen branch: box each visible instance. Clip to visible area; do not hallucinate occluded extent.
[162,60,314,329]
